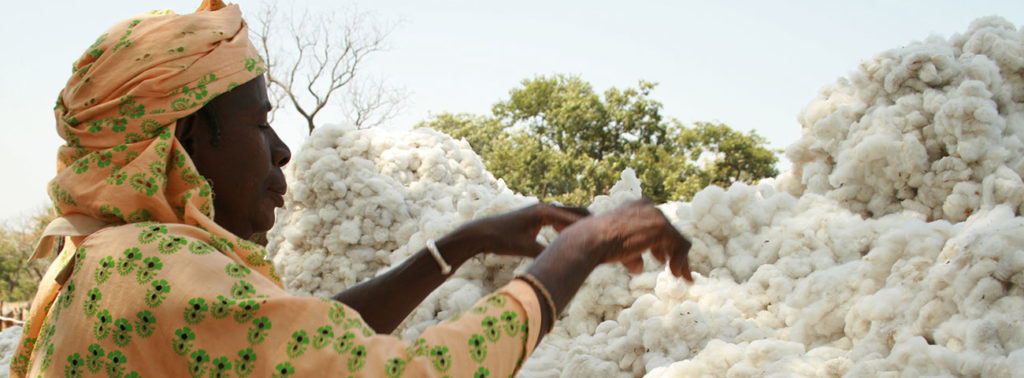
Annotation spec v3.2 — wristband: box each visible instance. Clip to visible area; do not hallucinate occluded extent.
[426,238,452,275]
[515,273,558,332]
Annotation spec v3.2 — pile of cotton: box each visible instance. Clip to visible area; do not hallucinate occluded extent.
[781,16,1024,223]
[266,126,532,295]
[526,16,1024,377]
[524,188,1024,377]
[0,326,22,378]
[527,16,1024,377]
[265,16,1024,377]
[265,126,551,338]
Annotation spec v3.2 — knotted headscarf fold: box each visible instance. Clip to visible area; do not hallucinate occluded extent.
[51,0,264,228]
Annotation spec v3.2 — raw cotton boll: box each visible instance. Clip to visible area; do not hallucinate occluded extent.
[981,165,1024,213]
[964,319,1004,355]
[782,262,869,345]
[943,179,983,222]
[654,339,744,377]
[773,165,804,196]
[588,168,643,214]
[0,326,23,375]
[844,286,914,348]
[560,354,630,378]
[332,219,361,244]
[743,339,808,373]
[561,265,636,337]
[299,253,325,274]
[1010,349,1024,378]
[399,278,485,341]
[934,81,1003,164]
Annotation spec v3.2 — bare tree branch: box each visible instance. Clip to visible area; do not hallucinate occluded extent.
[251,2,402,134]
[344,76,408,129]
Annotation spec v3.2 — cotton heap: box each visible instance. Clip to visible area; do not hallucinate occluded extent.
[0,327,20,378]
[260,15,1024,377]
[780,16,1024,223]
[266,126,544,339]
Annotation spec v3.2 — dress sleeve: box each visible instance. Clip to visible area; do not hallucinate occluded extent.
[19,223,543,378]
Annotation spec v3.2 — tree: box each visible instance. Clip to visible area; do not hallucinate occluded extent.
[0,208,56,302]
[418,75,778,204]
[660,121,780,200]
[252,3,403,133]
[414,113,505,155]
[342,75,407,130]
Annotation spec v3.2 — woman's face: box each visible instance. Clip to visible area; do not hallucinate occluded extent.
[176,76,291,239]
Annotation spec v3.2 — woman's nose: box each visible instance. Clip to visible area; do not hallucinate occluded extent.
[267,127,291,167]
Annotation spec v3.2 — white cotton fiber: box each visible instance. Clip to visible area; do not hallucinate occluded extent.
[266,16,1024,377]
[0,326,23,378]
[783,16,1024,222]
[266,125,538,331]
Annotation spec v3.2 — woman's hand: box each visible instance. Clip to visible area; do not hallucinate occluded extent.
[524,199,692,337]
[572,199,692,279]
[456,203,591,258]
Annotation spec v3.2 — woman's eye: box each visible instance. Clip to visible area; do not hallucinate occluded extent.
[258,124,271,130]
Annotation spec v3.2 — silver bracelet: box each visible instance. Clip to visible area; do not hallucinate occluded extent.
[426,238,452,275]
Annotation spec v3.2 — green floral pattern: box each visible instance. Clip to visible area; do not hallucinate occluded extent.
[17,224,538,377]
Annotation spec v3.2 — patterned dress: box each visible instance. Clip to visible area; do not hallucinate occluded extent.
[11,223,542,377]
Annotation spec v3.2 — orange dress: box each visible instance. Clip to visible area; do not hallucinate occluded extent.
[11,223,542,377]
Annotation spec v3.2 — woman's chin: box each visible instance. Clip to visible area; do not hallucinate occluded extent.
[252,206,278,234]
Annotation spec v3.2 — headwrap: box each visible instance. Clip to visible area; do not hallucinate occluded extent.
[36,0,268,261]
[11,5,288,375]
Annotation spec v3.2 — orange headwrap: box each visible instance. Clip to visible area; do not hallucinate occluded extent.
[50,1,264,232]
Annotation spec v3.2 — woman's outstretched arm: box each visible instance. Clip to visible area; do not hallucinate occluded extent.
[331,203,589,333]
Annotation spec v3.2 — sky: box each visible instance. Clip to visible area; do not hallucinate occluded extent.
[1,0,1022,224]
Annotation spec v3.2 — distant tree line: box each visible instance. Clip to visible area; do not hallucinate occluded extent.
[418,74,779,205]
[0,209,56,302]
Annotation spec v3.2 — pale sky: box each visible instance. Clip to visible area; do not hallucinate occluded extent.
[2,0,1022,224]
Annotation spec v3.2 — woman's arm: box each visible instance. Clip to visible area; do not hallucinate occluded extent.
[330,229,479,333]
[332,204,588,333]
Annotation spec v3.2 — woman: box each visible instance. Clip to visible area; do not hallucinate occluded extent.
[11,1,691,377]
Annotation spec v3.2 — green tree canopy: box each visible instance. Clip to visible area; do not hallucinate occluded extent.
[418,74,778,205]
[1,208,56,302]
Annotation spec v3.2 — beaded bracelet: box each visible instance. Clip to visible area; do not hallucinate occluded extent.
[425,238,452,275]
[515,273,558,332]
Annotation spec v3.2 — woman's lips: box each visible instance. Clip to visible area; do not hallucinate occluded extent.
[268,179,287,208]
[269,190,285,207]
